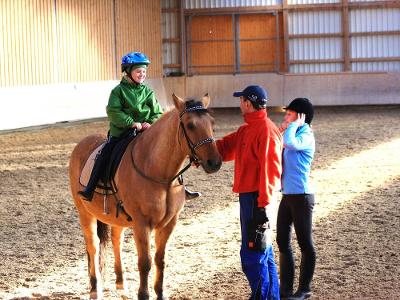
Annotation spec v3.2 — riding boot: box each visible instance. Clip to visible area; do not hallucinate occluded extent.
[78,151,108,202]
[184,187,201,200]
[289,252,315,300]
[279,252,295,299]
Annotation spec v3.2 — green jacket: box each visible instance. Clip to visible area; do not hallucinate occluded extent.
[106,77,163,137]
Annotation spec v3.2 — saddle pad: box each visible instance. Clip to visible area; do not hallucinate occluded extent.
[79,143,105,189]
[79,129,138,195]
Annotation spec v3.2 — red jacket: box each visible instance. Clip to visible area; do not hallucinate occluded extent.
[217,110,282,207]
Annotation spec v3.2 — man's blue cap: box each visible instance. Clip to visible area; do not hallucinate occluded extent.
[233,85,268,107]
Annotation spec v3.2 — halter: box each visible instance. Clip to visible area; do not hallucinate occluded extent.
[131,104,215,185]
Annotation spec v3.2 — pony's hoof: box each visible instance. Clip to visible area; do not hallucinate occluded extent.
[137,291,150,300]
[156,292,169,300]
[116,282,125,290]
[116,285,129,299]
[89,291,103,300]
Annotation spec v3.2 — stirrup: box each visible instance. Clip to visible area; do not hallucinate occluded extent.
[78,190,94,202]
[185,188,201,200]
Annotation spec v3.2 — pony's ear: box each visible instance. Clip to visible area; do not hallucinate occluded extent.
[172,93,185,111]
[201,93,210,108]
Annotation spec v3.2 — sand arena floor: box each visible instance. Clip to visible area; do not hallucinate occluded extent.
[0,106,399,300]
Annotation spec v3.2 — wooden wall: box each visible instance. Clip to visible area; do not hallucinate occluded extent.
[187,13,285,75]
[239,13,285,73]
[0,0,162,87]
[189,15,234,74]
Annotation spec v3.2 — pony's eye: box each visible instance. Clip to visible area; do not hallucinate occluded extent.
[186,122,195,130]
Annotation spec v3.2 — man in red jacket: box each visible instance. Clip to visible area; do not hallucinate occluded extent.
[217,85,282,300]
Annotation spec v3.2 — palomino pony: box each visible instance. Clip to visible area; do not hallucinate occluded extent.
[69,94,222,300]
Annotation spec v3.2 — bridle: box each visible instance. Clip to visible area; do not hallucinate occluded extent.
[131,104,215,185]
[179,105,215,164]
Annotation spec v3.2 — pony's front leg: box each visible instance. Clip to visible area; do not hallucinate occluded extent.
[133,224,152,300]
[82,219,103,300]
[154,216,178,300]
[111,226,126,290]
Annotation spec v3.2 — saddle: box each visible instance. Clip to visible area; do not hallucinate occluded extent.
[80,129,138,195]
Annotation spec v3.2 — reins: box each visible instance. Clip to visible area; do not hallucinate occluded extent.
[131,105,215,185]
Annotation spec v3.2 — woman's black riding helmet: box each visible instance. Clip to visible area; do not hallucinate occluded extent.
[284,98,314,125]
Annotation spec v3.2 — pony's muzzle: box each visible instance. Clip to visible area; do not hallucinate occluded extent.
[204,158,222,173]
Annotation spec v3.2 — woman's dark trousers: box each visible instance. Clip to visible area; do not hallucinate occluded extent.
[276,194,316,297]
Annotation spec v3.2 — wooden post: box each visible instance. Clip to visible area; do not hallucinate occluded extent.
[342,0,350,71]
[282,0,290,73]
[180,0,186,74]
[275,11,280,73]
[234,14,240,74]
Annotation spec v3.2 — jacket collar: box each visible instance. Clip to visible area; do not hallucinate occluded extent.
[243,109,267,124]
[121,76,142,88]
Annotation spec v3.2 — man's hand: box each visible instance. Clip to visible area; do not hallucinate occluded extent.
[254,207,269,225]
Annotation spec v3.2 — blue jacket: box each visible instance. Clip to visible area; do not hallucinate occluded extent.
[282,122,315,194]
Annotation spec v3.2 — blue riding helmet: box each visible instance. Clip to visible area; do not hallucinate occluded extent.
[121,52,150,72]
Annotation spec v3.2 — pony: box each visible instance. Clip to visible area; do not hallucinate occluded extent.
[69,94,222,299]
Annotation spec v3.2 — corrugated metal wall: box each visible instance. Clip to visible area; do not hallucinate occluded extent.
[350,0,390,2]
[163,0,180,8]
[115,0,163,78]
[0,0,162,87]
[350,8,400,32]
[289,10,343,73]
[162,0,181,75]
[56,0,115,83]
[165,1,400,74]
[0,0,56,86]
[289,10,341,35]
[184,0,282,9]
[162,12,181,74]
[288,0,339,4]
[350,8,400,72]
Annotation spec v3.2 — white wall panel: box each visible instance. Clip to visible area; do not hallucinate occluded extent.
[290,63,343,73]
[290,38,343,60]
[350,8,400,32]
[352,62,400,72]
[350,0,390,2]
[289,11,342,34]
[184,0,282,9]
[288,0,339,4]
[351,35,400,58]
[350,8,400,72]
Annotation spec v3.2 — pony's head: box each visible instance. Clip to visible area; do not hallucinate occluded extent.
[172,93,222,174]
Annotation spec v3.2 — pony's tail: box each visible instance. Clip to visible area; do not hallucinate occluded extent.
[97,220,109,276]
